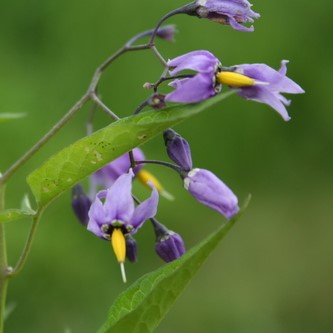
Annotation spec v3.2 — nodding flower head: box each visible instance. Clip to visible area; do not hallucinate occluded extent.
[87,170,159,282]
[184,168,239,219]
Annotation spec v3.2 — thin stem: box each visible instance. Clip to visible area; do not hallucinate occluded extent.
[0,184,8,333]
[0,95,89,184]
[149,2,197,45]
[90,94,120,120]
[135,159,182,173]
[8,210,44,278]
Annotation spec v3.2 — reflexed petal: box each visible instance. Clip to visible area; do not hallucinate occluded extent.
[238,86,291,121]
[87,195,106,238]
[168,50,219,75]
[131,184,159,231]
[104,171,135,223]
[165,73,216,103]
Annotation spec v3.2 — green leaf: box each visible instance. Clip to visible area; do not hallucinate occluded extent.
[0,113,26,123]
[0,194,36,223]
[27,91,235,208]
[98,198,250,333]
[0,208,36,223]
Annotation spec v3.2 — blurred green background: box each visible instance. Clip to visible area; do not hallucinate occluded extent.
[1,0,332,332]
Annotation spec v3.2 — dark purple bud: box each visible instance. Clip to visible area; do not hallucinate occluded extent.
[156,24,177,42]
[72,184,92,226]
[151,219,185,262]
[163,129,193,171]
[125,234,138,262]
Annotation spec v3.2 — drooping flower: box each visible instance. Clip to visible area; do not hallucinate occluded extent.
[87,170,159,282]
[194,0,260,32]
[183,168,239,219]
[163,128,193,171]
[71,184,92,226]
[91,148,145,195]
[151,219,186,262]
[165,50,221,103]
[220,60,305,121]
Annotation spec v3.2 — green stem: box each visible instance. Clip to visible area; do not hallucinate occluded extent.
[0,95,89,184]
[8,210,44,279]
[0,184,8,333]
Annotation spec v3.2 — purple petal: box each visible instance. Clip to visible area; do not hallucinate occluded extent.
[238,86,291,121]
[87,194,106,238]
[130,184,159,231]
[104,171,135,224]
[168,50,219,75]
[165,73,216,103]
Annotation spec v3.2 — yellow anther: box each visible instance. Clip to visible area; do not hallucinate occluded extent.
[216,71,255,87]
[137,170,174,201]
[111,228,127,283]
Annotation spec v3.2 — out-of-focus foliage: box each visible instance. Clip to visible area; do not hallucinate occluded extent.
[1,0,332,332]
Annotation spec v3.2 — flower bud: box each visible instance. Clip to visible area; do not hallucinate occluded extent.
[151,219,185,262]
[125,234,138,263]
[163,129,193,171]
[156,24,177,42]
[184,168,239,219]
[71,184,92,226]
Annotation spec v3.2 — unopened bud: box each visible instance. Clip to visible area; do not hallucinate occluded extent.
[72,184,92,226]
[125,234,138,262]
[163,129,192,171]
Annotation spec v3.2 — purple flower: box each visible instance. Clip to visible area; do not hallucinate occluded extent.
[231,60,305,121]
[87,170,159,282]
[88,170,158,240]
[163,129,193,171]
[165,50,221,103]
[184,168,239,219]
[91,148,145,195]
[151,219,186,262]
[195,0,260,32]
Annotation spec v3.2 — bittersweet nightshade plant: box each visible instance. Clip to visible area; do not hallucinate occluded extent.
[0,0,305,331]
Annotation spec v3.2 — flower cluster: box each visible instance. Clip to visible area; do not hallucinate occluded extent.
[71,0,303,282]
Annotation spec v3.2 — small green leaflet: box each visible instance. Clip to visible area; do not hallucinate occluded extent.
[27,91,235,208]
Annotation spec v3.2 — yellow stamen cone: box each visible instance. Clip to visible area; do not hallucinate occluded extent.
[137,170,174,201]
[111,228,127,283]
[216,71,255,87]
